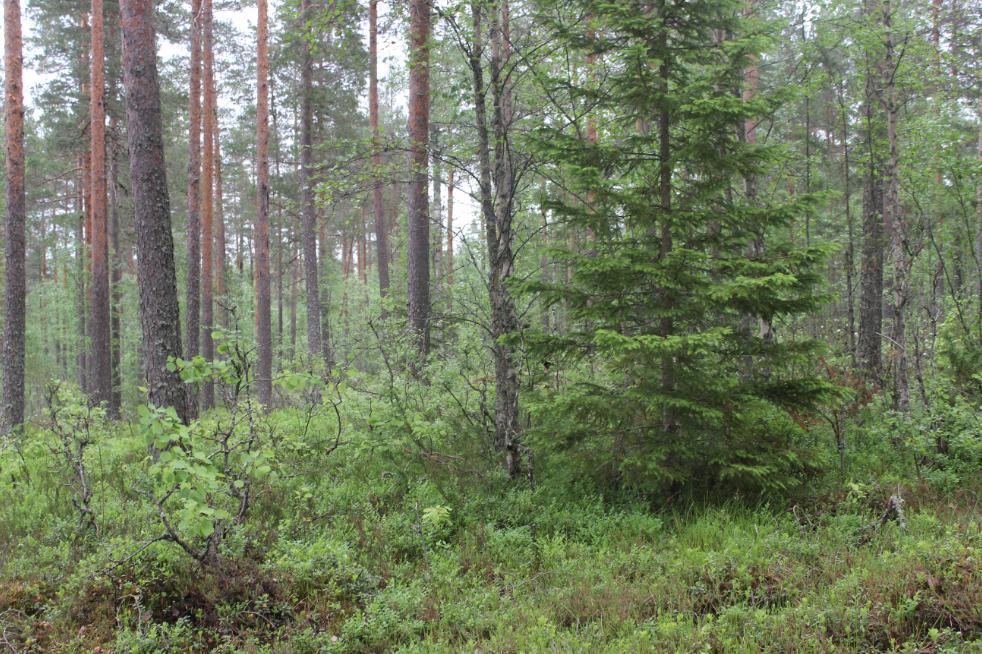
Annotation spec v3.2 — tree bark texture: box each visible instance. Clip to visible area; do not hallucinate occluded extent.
[89,0,112,408]
[120,0,190,423]
[2,0,26,432]
[407,0,431,355]
[255,0,273,407]
[185,0,202,418]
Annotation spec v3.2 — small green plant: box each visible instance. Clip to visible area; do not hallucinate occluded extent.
[43,382,103,543]
[421,504,453,542]
[140,329,273,567]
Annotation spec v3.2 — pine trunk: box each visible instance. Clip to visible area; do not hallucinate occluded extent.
[185,0,202,417]
[2,0,26,433]
[406,0,431,355]
[255,0,273,408]
[109,127,123,416]
[120,0,190,423]
[76,159,87,390]
[89,0,112,408]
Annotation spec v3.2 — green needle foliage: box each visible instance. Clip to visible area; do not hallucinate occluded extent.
[523,0,839,494]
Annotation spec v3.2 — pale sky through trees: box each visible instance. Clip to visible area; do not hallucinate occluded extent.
[5,0,481,252]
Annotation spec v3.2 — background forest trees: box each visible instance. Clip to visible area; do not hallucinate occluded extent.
[0,0,979,650]
[0,0,975,478]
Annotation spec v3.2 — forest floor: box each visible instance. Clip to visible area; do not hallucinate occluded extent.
[0,413,979,653]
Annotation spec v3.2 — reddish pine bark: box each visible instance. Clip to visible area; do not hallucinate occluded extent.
[89,0,112,408]
[358,215,368,284]
[406,0,431,355]
[2,0,26,432]
[119,0,190,424]
[255,0,273,407]
[185,0,202,417]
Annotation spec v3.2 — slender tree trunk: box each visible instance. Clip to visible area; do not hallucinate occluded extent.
[842,92,857,365]
[277,222,285,352]
[83,146,92,392]
[656,8,675,432]
[300,0,328,370]
[76,160,87,390]
[214,114,226,325]
[407,0,431,355]
[431,124,443,288]
[271,78,284,358]
[358,212,367,284]
[289,240,298,361]
[370,0,390,300]
[490,0,522,477]
[89,0,112,407]
[80,12,91,394]
[120,0,189,423]
[880,0,909,411]
[2,0,26,433]
[185,0,202,418]
[819,49,859,364]
[858,45,885,380]
[470,1,522,477]
[200,0,216,409]
[446,167,454,286]
[976,95,982,311]
[109,125,123,416]
[106,2,123,414]
[342,232,351,279]
[255,0,273,407]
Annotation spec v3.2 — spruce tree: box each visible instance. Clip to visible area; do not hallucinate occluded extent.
[526,0,833,493]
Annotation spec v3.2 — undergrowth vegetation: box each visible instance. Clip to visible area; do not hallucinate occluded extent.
[0,350,978,653]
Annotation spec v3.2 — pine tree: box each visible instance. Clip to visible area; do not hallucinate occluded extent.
[120,0,189,424]
[2,0,26,433]
[255,0,273,408]
[406,0,431,355]
[185,0,202,418]
[89,0,112,408]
